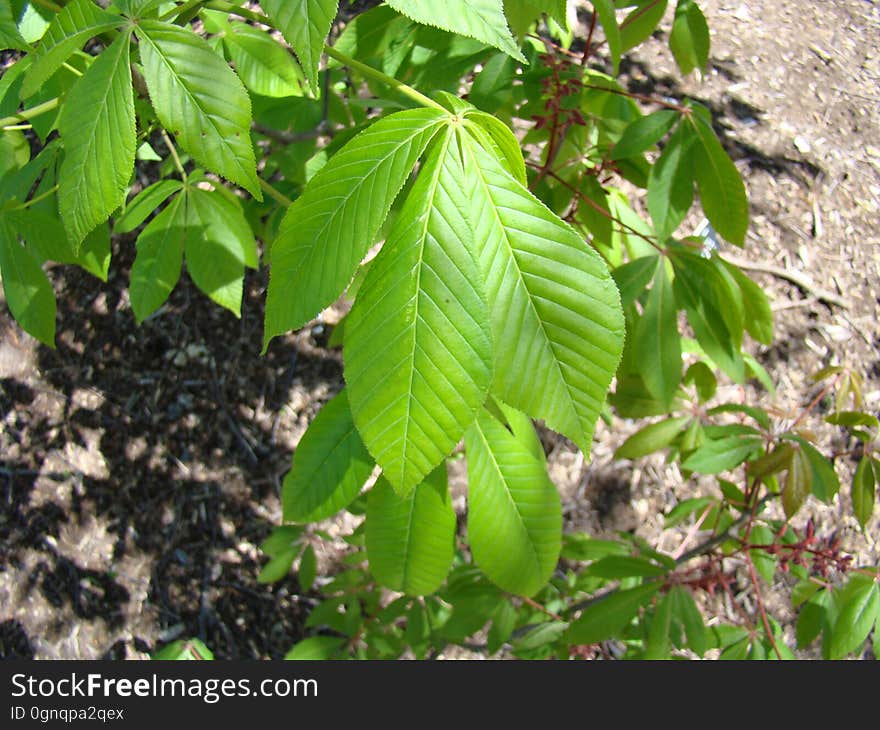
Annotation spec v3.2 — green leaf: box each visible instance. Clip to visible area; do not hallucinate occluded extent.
[0,223,56,346]
[115,180,184,234]
[786,436,839,503]
[503,0,568,36]
[829,577,880,659]
[825,411,880,429]
[564,581,661,645]
[487,600,517,653]
[282,390,374,523]
[285,635,346,660]
[683,361,716,402]
[511,621,569,652]
[852,457,876,530]
[611,255,657,308]
[129,194,185,323]
[796,588,832,649]
[465,407,562,597]
[589,0,622,74]
[722,261,773,345]
[136,20,261,198]
[261,0,338,95]
[183,187,257,316]
[460,131,624,453]
[257,547,297,583]
[613,109,678,159]
[689,114,749,246]
[669,585,706,655]
[468,52,516,113]
[647,123,694,242]
[465,112,527,186]
[385,0,525,63]
[634,260,680,408]
[561,535,629,561]
[365,468,456,596]
[58,30,135,248]
[615,416,690,459]
[681,435,762,474]
[645,592,672,659]
[620,0,668,52]
[345,129,492,494]
[0,0,27,51]
[224,22,305,98]
[22,0,123,98]
[749,525,777,584]
[298,544,317,592]
[260,526,303,557]
[782,445,811,518]
[152,638,214,660]
[588,555,667,579]
[669,0,710,75]
[264,107,447,345]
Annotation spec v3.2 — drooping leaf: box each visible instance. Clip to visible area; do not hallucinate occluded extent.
[564,581,661,645]
[182,186,258,316]
[261,0,338,95]
[0,221,55,346]
[782,445,812,518]
[722,261,773,345]
[298,544,317,592]
[282,390,375,523]
[465,407,562,597]
[22,0,123,98]
[365,469,456,596]
[615,416,690,459]
[114,180,184,234]
[589,0,621,74]
[136,19,261,198]
[634,260,681,408]
[852,456,875,529]
[345,128,493,494]
[385,0,525,63]
[224,22,305,98]
[58,30,136,248]
[788,436,840,503]
[459,131,624,453]
[645,591,672,659]
[689,113,749,246]
[829,576,880,659]
[264,107,447,346]
[0,0,27,51]
[669,585,706,655]
[611,255,658,308]
[669,0,710,75]
[647,122,694,242]
[613,108,678,159]
[129,194,185,323]
[620,0,668,52]
[796,587,833,648]
[503,0,568,36]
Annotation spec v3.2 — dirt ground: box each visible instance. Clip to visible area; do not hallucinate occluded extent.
[1,0,878,659]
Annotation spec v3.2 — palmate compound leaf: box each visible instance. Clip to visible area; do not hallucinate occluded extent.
[261,0,339,95]
[264,107,448,347]
[458,127,625,454]
[385,0,525,63]
[282,389,375,523]
[365,467,456,596]
[136,20,261,199]
[344,126,493,494]
[465,406,562,596]
[58,30,136,248]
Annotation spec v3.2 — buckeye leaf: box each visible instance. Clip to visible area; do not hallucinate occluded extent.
[647,122,694,242]
[852,457,875,530]
[620,0,668,52]
[58,30,136,248]
[224,23,305,98]
[129,194,185,323]
[669,0,710,75]
[137,20,261,198]
[282,390,375,523]
[264,107,447,346]
[613,108,678,160]
[261,0,338,95]
[0,0,27,51]
[689,113,749,246]
[634,260,681,408]
[183,187,257,316]
[459,131,624,454]
[465,407,562,597]
[589,0,621,74]
[345,127,493,494]
[22,0,123,98]
[366,468,456,596]
[385,0,525,62]
[0,222,56,347]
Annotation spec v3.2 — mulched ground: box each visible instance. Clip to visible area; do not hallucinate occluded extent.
[1,0,878,658]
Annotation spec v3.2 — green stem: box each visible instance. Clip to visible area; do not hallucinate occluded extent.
[323,45,446,112]
[17,185,60,210]
[159,0,205,22]
[160,129,187,181]
[205,0,267,24]
[0,97,60,129]
[258,178,293,208]
[2,124,32,131]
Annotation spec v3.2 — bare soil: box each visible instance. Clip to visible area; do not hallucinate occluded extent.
[1,0,878,659]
